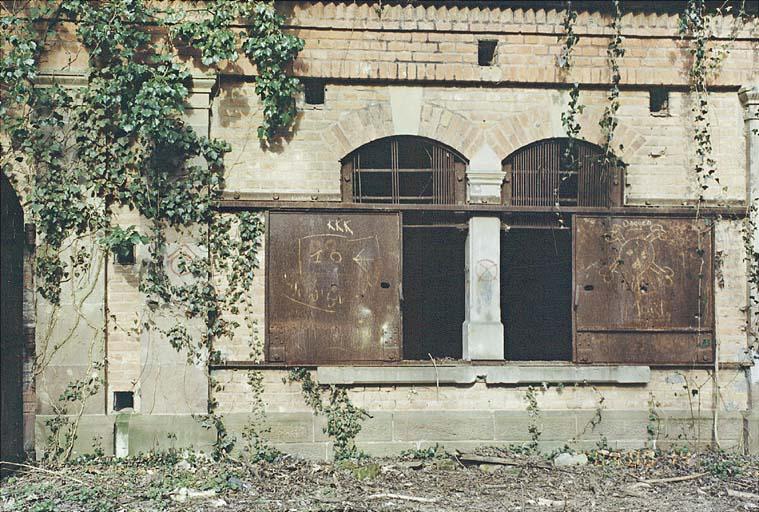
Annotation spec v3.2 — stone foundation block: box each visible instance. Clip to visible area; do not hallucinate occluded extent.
[393,411,494,441]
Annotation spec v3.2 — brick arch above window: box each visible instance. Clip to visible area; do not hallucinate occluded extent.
[323,101,482,162]
[485,106,648,165]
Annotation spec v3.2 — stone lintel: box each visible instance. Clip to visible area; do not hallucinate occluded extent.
[34,72,87,89]
[316,365,651,385]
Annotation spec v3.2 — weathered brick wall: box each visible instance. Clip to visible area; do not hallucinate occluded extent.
[39,4,759,86]
[217,84,746,204]
[207,1,756,458]
[27,1,758,458]
[278,2,757,87]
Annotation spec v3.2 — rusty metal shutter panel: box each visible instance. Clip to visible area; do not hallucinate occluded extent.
[340,160,353,202]
[609,162,624,207]
[267,212,402,364]
[573,216,714,365]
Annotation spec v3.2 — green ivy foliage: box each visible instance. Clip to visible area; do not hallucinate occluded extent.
[557,0,583,208]
[1,0,302,289]
[242,2,305,141]
[287,368,370,460]
[679,0,719,198]
[557,0,578,72]
[0,0,302,409]
[599,0,625,164]
[169,0,304,140]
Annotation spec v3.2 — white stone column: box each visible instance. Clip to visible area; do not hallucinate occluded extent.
[740,86,759,430]
[463,143,506,360]
[740,87,759,338]
[463,217,504,360]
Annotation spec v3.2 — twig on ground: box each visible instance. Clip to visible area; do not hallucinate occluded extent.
[367,493,438,503]
[0,461,87,486]
[728,488,759,501]
[639,472,707,484]
[457,454,551,469]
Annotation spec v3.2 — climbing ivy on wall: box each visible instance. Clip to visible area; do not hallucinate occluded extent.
[678,0,719,199]
[0,0,302,461]
[557,0,578,73]
[677,0,747,200]
[599,0,625,163]
[557,0,583,211]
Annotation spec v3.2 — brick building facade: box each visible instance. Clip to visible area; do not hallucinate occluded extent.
[19,1,759,458]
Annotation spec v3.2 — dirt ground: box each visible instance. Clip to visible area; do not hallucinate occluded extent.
[2,448,758,511]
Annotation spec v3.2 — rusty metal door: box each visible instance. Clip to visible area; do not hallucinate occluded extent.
[1,173,25,471]
[267,212,401,364]
[573,216,714,365]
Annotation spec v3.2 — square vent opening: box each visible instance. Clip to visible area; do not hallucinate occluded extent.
[478,40,498,66]
[113,391,134,411]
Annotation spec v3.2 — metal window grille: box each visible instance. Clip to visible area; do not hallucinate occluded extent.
[344,137,464,204]
[504,138,621,207]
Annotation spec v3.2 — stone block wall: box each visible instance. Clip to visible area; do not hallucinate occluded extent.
[204,367,750,458]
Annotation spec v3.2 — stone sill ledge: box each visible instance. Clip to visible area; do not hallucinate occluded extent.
[316,365,650,385]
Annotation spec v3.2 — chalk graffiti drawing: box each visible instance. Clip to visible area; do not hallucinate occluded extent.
[599,221,674,318]
[282,230,382,314]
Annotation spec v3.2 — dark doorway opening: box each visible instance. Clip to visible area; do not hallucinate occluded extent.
[501,228,572,361]
[1,173,25,473]
[402,227,465,360]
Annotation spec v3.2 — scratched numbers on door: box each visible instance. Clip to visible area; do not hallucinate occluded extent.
[282,219,382,314]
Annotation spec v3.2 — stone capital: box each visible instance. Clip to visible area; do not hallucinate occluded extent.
[190,75,217,95]
[186,75,217,109]
[739,85,759,121]
[466,143,505,204]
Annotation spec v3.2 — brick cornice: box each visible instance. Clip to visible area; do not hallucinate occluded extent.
[280,1,758,40]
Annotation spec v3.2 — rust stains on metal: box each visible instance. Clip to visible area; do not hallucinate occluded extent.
[267,212,401,364]
[573,216,714,365]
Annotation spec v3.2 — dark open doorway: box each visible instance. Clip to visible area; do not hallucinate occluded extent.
[402,227,466,360]
[1,173,25,473]
[501,228,573,361]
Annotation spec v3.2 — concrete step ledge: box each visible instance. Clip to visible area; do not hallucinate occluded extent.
[317,365,650,385]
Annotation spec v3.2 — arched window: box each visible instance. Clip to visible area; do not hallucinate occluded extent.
[502,138,623,207]
[341,136,467,204]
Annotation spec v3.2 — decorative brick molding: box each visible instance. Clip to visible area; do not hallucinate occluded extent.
[282,2,756,40]
[279,2,756,87]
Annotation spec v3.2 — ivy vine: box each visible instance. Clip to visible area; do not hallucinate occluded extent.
[556,0,583,222]
[678,0,718,199]
[0,0,303,457]
[557,0,579,72]
[599,0,625,163]
[287,368,370,461]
